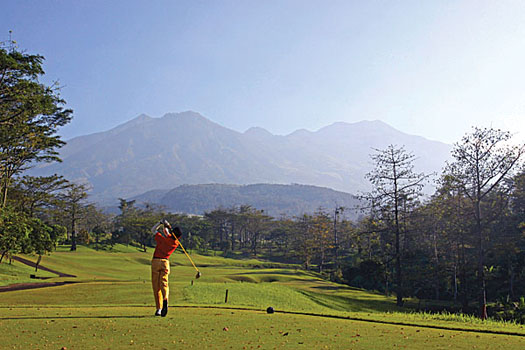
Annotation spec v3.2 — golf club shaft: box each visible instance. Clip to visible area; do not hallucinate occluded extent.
[173,235,199,272]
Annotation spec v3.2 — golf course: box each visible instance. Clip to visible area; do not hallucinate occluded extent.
[1,245,524,349]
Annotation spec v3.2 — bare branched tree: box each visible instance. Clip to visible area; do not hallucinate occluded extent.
[364,144,429,306]
[446,127,524,319]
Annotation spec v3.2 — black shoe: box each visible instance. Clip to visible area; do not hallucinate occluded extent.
[155,309,161,316]
[161,299,168,317]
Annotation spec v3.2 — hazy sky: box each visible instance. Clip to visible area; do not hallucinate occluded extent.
[2,0,525,144]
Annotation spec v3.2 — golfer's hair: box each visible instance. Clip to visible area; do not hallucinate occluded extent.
[172,226,182,238]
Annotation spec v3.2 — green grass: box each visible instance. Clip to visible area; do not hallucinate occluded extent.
[1,244,524,349]
[1,307,524,349]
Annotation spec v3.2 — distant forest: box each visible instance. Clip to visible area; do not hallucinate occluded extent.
[131,183,361,219]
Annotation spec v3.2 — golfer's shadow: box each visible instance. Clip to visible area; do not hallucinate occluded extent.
[0,315,153,321]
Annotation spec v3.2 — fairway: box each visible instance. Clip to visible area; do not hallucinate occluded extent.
[1,246,525,349]
[1,306,524,349]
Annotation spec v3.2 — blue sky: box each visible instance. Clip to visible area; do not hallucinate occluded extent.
[2,0,524,144]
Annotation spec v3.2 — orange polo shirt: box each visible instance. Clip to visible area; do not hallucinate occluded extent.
[153,228,180,259]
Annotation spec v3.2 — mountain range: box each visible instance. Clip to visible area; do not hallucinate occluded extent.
[29,111,451,205]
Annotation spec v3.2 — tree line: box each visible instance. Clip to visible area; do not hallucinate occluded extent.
[1,41,525,322]
[8,129,523,321]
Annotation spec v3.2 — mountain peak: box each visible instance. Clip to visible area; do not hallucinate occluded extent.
[287,128,312,137]
[320,119,395,131]
[162,110,205,120]
[160,111,227,131]
[244,126,273,137]
[31,111,451,203]
[107,113,153,134]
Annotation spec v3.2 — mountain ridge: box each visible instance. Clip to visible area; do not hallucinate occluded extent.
[29,111,451,205]
[130,183,362,219]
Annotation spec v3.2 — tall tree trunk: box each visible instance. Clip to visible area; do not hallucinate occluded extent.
[231,221,235,251]
[394,207,403,306]
[393,165,403,307]
[460,239,469,312]
[475,200,487,319]
[454,264,458,303]
[367,235,372,260]
[333,210,338,270]
[384,263,390,297]
[251,232,258,256]
[35,254,42,272]
[395,225,403,306]
[319,247,324,273]
[70,213,77,251]
[433,228,440,300]
[239,228,244,249]
[1,180,9,208]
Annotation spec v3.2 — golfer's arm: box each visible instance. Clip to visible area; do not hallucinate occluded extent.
[151,221,162,235]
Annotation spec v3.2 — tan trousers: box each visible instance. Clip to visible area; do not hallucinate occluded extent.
[151,258,170,309]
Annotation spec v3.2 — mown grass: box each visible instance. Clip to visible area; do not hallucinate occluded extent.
[1,244,524,349]
[1,307,524,349]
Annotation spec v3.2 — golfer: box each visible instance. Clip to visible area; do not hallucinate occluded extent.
[151,219,182,317]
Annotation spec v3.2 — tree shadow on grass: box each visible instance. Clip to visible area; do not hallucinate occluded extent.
[310,285,342,291]
[299,290,409,314]
[309,284,367,292]
[231,269,320,278]
[227,270,319,283]
[133,257,151,266]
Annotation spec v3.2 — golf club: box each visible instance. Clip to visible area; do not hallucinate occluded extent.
[170,229,201,279]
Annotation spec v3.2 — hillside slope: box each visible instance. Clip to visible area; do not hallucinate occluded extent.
[131,183,361,218]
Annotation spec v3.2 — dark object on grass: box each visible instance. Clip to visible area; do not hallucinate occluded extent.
[161,299,168,317]
[29,274,51,280]
[266,307,274,314]
[196,271,201,279]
